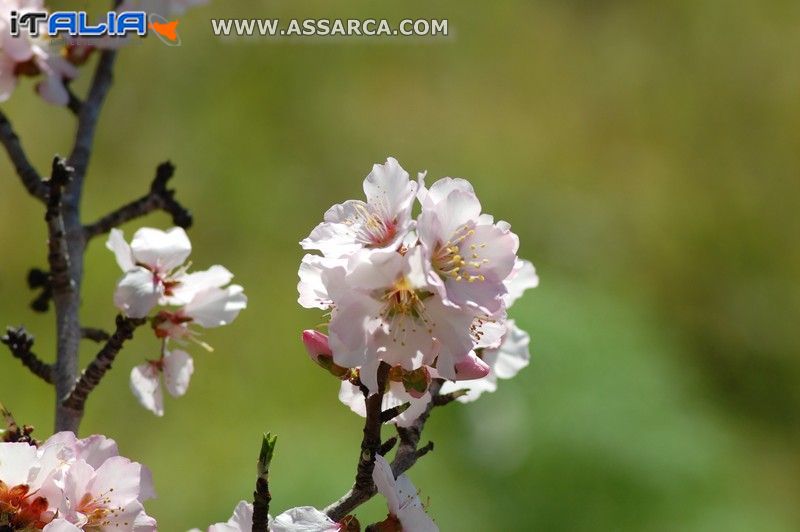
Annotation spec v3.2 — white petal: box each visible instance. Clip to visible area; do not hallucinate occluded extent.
[491,321,531,380]
[163,349,194,397]
[0,442,37,486]
[89,456,142,508]
[362,157,416,220]
[74,434,119,469]
[106,229,135,271]
[114,267,163,318]
[130,227,191,271]
[297,254,345,310]
[43,519,82,532]
[183,285,247,328]
[130,363,164,416]
[503,259,539,308]
[270,506,339,532]
[372,454,401,516]
[395,474,438,531]
[169,265,233,305]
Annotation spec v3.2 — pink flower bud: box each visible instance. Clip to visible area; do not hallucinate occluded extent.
[454,353,491,380]
[302,329,331,363]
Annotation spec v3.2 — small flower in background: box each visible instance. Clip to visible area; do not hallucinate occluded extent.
[197,500,342,532]
[130,347,194,416]
[372,454,438,532]
[0,0,78,105]
[107,226,246,416]
[0,433,156,531]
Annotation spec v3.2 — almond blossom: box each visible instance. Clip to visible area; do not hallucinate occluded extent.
[371,454,438,531]
[130,347,194,416]
[0,433,156,531]
[325,246,476,389]
[416,177,519,317]
[301,158,417,258]
[0,0,78,105]
[197,501,341,532]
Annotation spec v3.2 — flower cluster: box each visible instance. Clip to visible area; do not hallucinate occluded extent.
[0,433,155,531]
[298,158,537,423]
[0,0,78,105]
[0,0,209,105]
[196,502,342,532]
[108,227,247,416]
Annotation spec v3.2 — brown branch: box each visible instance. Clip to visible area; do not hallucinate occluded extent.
[325,364,390,521]
[46,158,74,295]
[325,380,449,520]
[0,110,48,201]
[61,315,145,413]
[0,402,38,445]
[27,268,52,313]
[1,327,53,384]
[83,161,193,240]
[81,327,111,343]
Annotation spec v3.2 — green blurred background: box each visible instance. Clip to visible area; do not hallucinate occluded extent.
[2,0,800,530]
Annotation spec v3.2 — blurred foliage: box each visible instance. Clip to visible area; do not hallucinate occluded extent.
[1,0,799,530]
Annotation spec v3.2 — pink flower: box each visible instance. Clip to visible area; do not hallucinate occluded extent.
[130,348,194,417]
[0,0,78,105]
[301,158,417,258]
[197,501,341,532]
[372,454,438,531]
[416,177,519,317]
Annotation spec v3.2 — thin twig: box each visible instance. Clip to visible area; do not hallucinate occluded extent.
[61,315,145,413]
[252,433,277,532]
[81,327,111,343]
[27,268,52,313]
[83,161,193,239]
[65,84,84,116]
[1,327,53,384]
[0,110,48,201]
[46,158,74,294]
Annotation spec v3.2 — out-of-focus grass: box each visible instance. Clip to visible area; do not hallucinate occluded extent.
[2,0,800,529]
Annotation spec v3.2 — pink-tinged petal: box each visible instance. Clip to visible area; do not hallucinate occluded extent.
[297,254,345,309]
[63,460,95,509]
[43,519,83,532]
[503,259,539,308]
[0,54,17,102]
[372,454,401,516]
[0,442,37,486]
[344,247,405,291]
[362,157,417,221]
[114,267,162,318]
[205,500,253,531]
[328,291,381,368]
[130,227,191,271]
[169,265,233,305]
[302,330,331,362]
[139,464,157,501]
[489,321,530,380]
[453,352,491,380]
[36,72,70,106]
[395,474,438,531]
[418,177,475,210]
[74,434,119,469]
[338,382,367,418]
[440,376,497,403]
[270,506,340,532]
[106,229,135,271]
[88,456,141,507]
[134,506,158,531]
[183,285,247,328]
[130,363,164,416]
[162,349,194,397]
[435,188,482,238]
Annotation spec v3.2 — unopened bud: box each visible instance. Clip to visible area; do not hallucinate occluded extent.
[302,330,349,379]
[454,352,491,380]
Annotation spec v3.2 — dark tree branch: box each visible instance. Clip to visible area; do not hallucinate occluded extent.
[379,436,398,456]
[1,326,53,384]
[61,315,145,414]
[83,161,193,240]
[380,402,410,424]
[0,402,38,445]
[27,268,52,313]
[252,433,277,532]
[325,380,450,520]
[55,46,119,433]
[81,327,111,343]
[46,158,74,295]
[65,84,84,116]
[0,110,48,201]
[325,364,390,522]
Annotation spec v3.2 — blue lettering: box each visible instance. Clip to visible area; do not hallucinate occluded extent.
[77,12,108,36]
[116,12,147,36]
[48,12,77,36]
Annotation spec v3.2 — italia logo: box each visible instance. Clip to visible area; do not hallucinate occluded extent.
[9,10,182,46]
